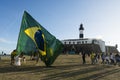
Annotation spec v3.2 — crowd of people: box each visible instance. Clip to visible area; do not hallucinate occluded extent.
[81,52,120,66]
[10,50,26,66]
[101,53,120,65]
[10,49,120,67]
[10,49,40,66]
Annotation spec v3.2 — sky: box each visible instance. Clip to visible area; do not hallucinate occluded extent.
[0,0,120,54]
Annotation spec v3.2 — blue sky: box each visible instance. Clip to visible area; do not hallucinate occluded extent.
[0,0,120,54]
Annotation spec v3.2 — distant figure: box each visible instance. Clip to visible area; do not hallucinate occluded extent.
[94,53,99,63]
[90,52,96,64]
[105,54,110,64]
[81,52,86,64]
[30,49,40,64]
[10,50,17,65]
[115,53,120,66]
[2,51,4,55]
[101,53,105,64]
[35,49,40,64]
[110,53,115,65]
[23,57,26,63]
[0,56,1,60]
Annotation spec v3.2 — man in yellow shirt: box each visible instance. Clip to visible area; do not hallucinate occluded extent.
[10,50,17,65]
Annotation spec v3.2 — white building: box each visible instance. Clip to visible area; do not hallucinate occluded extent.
[61,24,118,54]
[61,38,105,53]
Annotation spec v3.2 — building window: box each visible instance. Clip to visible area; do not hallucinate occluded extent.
[69,42,71,44]
[64,42,66,44]
[82,41,84,44]
[77,42,79,44]
[85,41,87,44]
[73,42,75,44]
[79,42,81,44]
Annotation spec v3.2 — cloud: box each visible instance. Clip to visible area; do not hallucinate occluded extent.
[0,38,16,44]
[95,35,103,39]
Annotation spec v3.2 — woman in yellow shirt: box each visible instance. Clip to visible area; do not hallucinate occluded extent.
[90,52,95,64]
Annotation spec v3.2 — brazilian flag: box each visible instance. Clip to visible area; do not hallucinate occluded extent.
[16,11,63,66]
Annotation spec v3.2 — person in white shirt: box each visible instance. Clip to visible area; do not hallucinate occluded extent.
[14,56,22,66]
[110,53,115,64]
[14,52,24,66]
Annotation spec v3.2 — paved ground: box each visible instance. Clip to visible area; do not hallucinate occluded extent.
[0,55,120,80]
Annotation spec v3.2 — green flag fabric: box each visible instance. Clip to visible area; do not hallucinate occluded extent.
[16,11,63,66]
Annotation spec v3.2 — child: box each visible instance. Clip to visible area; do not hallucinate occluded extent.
[23,57,26,63]
[14,56,22,66]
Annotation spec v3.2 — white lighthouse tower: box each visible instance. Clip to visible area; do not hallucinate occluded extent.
[79,24,84,39]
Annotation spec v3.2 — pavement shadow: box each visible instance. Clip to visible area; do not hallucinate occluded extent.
[40,64,113,80]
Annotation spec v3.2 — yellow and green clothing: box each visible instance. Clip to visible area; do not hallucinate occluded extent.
[11,50,17,65]
[11,51,17,58]
[90,53,95,59]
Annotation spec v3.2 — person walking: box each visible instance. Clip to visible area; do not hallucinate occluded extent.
[110,53,115,65]
[82,51,86,64]
[90,52,95,64]
[101,53,105,64]
[10,50,17,65]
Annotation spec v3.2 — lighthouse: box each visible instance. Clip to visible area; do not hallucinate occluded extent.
[79,24,84,38]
